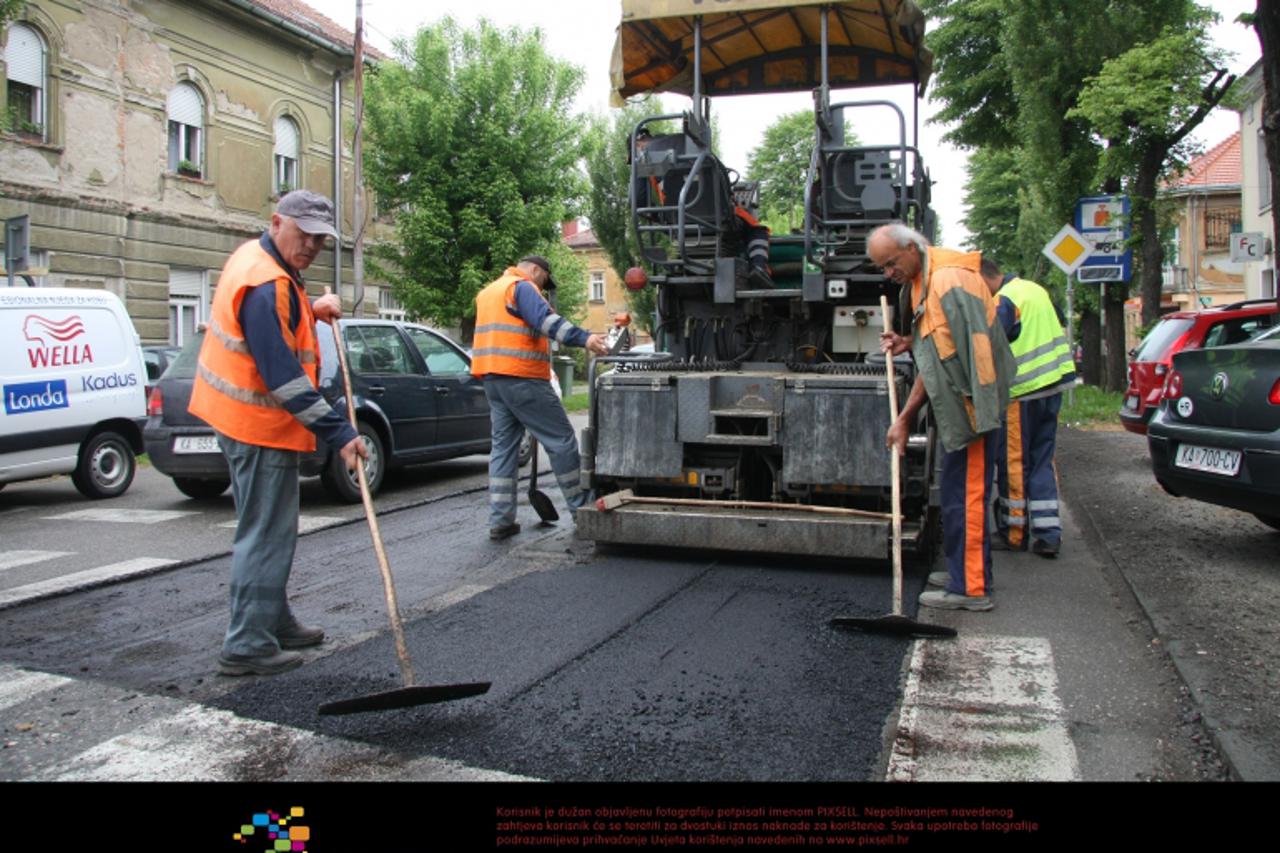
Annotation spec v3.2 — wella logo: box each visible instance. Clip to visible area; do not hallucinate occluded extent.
[23,314,94,369]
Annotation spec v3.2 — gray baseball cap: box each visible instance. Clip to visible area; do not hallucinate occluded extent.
[277,190,338,239]
[520,254,557,290]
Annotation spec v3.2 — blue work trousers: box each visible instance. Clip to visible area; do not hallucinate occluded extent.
[483,376,586,528]
[217,433,304,657]
[940,430,998,597]
[996,393,1063,550]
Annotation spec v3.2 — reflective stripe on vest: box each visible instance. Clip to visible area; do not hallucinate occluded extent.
[998,277,1073,397]
[188,239,321,452]
[471,269,552,380]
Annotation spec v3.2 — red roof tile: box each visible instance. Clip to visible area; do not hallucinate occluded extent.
[565,227,599,249]
[1164,131,1241,190]
[243,0,387,59]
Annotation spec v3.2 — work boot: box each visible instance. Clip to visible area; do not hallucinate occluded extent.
[490,522,521,541]
[277,622,325,649]
[1032,539,1060,558]
[217,649,304,677]
[748,266,774,288]
[918,590,994,612]
[927,571,950,588]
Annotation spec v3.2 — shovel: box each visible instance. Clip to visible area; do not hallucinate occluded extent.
[318,313,491,715]
[528,436,559,524]
[830,295,956,640]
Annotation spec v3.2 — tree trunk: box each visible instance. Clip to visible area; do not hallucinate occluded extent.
[1135,145,1166,328]
[1079,308,1101,387]
[1255,1,1280,310]
[1104,284,1128,392]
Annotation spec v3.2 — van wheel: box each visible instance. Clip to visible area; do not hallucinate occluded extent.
[173,477,230,500]
[321,421,385,503]
[72,431,136,499]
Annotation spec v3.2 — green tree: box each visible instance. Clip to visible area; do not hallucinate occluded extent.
[918,0,1018,151]
[581,99,664,331]
[1069,5,1235,328]
[363,18,587,340]
[961,147,1022,270]
[746,110,836,235]
[1,1,27,27]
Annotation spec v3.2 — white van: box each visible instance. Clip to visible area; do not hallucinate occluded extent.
[1,287,147,498]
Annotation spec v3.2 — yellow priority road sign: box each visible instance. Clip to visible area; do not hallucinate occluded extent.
[1042,224,1092,276]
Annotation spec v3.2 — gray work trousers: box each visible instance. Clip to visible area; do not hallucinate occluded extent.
[483,376,585,528]
[217,432,304,657]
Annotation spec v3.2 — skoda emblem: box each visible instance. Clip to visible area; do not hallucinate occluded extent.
[1176,397,1194,418]
[1211,372,1229,400]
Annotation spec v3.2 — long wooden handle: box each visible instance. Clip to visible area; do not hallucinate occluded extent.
[880,295,904,616]
[327,299,416,688]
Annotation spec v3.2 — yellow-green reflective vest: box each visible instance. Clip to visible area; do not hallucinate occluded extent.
[998,277,1074,398]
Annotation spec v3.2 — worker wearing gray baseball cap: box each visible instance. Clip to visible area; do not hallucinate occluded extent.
[190,189,367,676]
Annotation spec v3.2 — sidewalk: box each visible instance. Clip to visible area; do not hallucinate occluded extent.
[884,497,1227,781]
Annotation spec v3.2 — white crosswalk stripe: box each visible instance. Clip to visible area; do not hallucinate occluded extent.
[0,550,72,572]
[43,509,198,524]
[0,557,179,609]
[217,515,345,534]
[887,635,1081,782]
[44,701,536,781]
[0,664,73,713]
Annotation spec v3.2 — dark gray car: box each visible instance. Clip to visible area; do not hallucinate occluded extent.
[144,319,527,501]
[1148,326,1280,531]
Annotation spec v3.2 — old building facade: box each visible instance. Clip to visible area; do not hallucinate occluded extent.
[1238,60,1277,303]
[563,220,650,347]
[0,0,391,344]
[1160,131,1245,311]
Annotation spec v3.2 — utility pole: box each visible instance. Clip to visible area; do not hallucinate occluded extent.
[352,0,365,317]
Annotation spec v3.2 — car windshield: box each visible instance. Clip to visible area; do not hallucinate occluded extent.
[1134,317,1194,361]
[1251,324,1280,343]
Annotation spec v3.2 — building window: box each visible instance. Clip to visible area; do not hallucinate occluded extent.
[168,267,207,346]
[1260,128,1273,212]
[1,248,48,286]
[1203,209,1241,252]
[4,22,47,140]
[1263,269,1276,300]
[590,271,605,302]
[274,115,299,195]
[377,288,406,322]
[167,82,204,177]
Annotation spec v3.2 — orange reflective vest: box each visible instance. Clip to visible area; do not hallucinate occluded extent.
[188,239,321,452]
[471,269,552,380]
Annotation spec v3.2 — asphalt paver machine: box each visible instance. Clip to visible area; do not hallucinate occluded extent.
[578,0,940,560]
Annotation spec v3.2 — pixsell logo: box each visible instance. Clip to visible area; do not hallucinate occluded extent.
[4,380,70,415]
[23,314,94,369]
[232,807,311,852]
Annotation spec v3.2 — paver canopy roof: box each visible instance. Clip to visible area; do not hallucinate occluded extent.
[610,0,932,103]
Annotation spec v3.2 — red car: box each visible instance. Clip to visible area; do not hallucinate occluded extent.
[1120,299,1279,434]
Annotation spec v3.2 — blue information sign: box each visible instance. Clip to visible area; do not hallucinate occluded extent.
[1074,195,1131,282]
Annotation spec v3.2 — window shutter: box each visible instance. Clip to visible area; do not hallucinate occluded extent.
[274,116,299,158]
[169,268,204,297]
[167,83,203,127]
[4,23,45,88]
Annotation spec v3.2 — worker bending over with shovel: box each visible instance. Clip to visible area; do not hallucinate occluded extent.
[471,256,610,540]
[872,223,1016,613]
